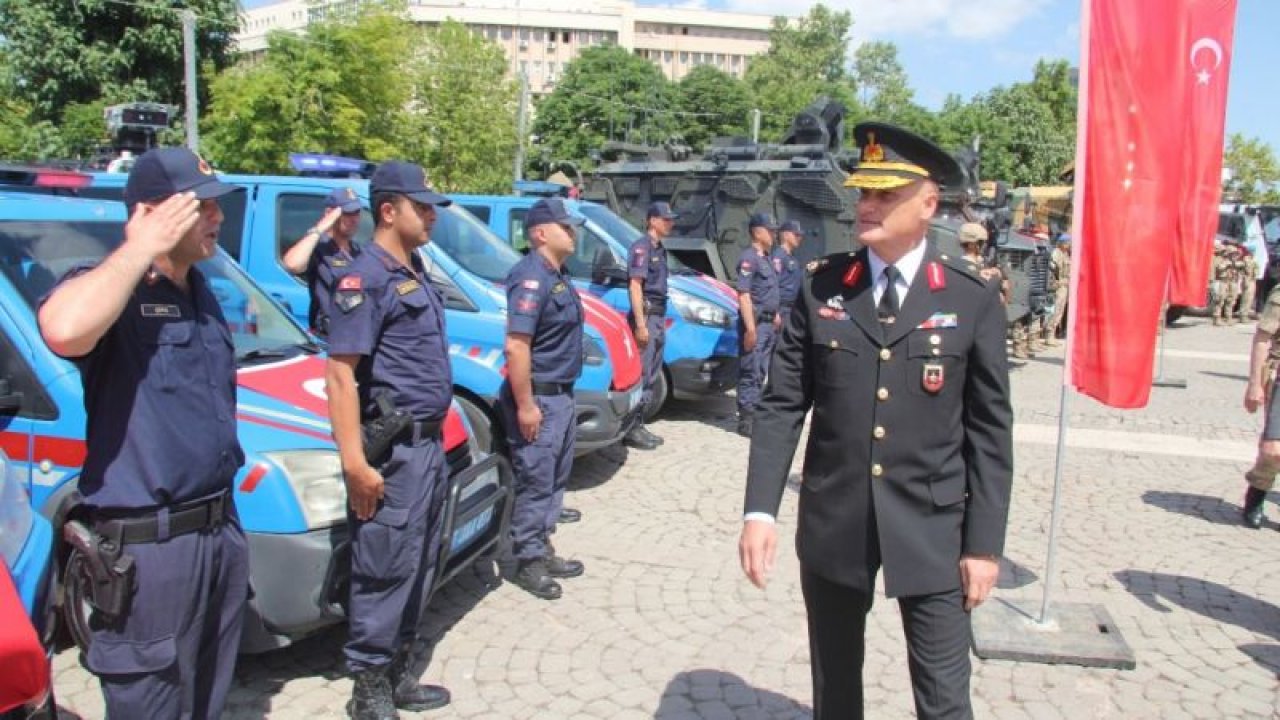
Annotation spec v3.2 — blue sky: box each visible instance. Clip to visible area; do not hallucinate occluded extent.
[243,0,1280,152]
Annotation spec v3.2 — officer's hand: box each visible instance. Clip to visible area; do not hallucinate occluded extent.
[316,206,343,233]
[345,465,385,521]
[1245,382,1266,413]
[635,325,650,347]
[125,192,200,258]
[743,327,757,352]
[517,401,542,443]
[959,555,1000,611]
[738,519,777,589]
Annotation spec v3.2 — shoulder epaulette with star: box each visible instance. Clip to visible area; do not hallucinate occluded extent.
[936,251,985,286]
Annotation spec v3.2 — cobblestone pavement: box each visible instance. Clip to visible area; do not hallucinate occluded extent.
[51,316,1280,719]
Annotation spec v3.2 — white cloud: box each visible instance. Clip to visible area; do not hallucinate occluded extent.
[715,0,1050,43]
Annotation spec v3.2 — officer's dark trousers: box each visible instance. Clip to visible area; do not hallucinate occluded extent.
[85,521,249,720]
[345,436,447,672]
[638,313,666,413]
[500,391,576,561]
[801,569,973,720]
[737,319,777,415]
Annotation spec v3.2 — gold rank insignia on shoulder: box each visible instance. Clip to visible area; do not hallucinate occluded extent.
[396,279,421,296]
[552,282,567,294]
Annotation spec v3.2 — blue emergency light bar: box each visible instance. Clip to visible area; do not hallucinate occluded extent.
[513,180,571,198]
[288,153,376,178]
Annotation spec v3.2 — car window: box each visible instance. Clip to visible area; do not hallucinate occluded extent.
[509,209,528,252]
[429,206,524,283]
[0,327,58,420]
[78,184,249,260]
[462,204,491,223]
[276,193,373,266]
[567,227,618,280]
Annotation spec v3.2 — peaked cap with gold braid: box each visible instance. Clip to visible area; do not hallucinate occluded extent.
[845,122,966,191]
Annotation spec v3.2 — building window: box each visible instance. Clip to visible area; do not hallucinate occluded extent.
[663,50,673,64]
[680,51,688,64]
[502,26,512,39]
[520,28,530,41]
[562,30,570,43]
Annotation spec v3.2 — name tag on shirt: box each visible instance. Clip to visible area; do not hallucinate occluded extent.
[331,259,349,267]
[141,304,181,318]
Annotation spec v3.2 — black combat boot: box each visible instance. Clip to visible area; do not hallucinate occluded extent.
[623,424,660,450]
[514,557,562,600]
[387,651,450,712]
[1243,486,1267,529]
[545,541,584,579]
[348,667,398,720]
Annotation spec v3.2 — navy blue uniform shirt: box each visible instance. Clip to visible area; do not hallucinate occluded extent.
[628,235,669,303]
[327,244,452,421]
[305,235,361,336]
[774,248,802,308]
[505,252,584,385]
[736,246,781,315]
[45,265,245,510]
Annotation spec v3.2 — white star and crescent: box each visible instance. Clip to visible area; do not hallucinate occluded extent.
[1190,37,1224,85]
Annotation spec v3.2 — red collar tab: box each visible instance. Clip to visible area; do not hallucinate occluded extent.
[926,261,946,291]
[842,261,864,288]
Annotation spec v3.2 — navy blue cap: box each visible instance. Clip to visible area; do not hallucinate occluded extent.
[647,201,678,220]
[369,161,452,206]
[749,212,778,230]
[779,219,803,235]
[123,147,241,208]
[325,186,364,213]
[525,197,585,229]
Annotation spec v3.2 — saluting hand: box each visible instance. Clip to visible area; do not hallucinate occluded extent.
[316,206,343,234]
[345,464,385,521]
[959,555,1000,611]
[125,192,200,258]
[739,519,777,589]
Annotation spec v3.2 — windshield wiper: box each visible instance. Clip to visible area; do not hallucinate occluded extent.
[236,347,288,364]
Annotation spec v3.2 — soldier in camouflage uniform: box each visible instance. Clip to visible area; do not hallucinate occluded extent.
[1212,244,1242,326]
[1042,234,1071,347]
[1239,249,1259,322]
[1241,284,1280,527]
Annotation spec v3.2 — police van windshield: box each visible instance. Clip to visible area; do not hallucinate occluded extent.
[429,205,524,283]
[0,219,314,363]
[575,203,694,273]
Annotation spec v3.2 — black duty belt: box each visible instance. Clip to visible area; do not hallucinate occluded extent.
[91,491,233,546]
[409,418,443,442]
[644,300,667,316]
[757,310,778,322]
[533,382,574,396]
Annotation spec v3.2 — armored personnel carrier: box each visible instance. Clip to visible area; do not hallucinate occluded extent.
[582,99,1049,326]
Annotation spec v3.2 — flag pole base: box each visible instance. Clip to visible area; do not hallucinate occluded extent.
[1152,376,1188,389]
[972,598,1136,669]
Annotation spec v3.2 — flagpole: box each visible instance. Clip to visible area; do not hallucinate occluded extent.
[1039,379,1070,624]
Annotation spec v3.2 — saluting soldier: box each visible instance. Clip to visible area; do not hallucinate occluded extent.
[281,186,365,338]
[735,212,782,438]
[739,123,1014,720]
[38,148,249,718]
[498,197,587,600]
[326,161,454,718]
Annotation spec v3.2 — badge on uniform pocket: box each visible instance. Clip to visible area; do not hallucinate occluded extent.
[922,363,944,394]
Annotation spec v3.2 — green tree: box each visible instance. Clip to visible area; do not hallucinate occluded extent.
[0,0,238,121]
[675,65,752,151]
[1223,133,1280,203]
[743,4,857,141]
[409,20,518,193]
[533,45,679,165]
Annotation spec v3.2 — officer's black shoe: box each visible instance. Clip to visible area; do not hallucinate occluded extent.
[1243,486,1267,529]
[388,654,450,712]
[348,667,399,720]
[623,426,660,450]
[546,554,585,578]
[557,507,582,524]
[514,558,562,600]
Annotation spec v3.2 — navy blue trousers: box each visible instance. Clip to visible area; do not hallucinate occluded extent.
[737,319,777,415]
[345,436,448,671]
[638,313,666,414]
[500,390,576,561]
[84,521,249,720]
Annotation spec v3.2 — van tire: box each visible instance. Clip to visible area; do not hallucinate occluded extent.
[456,394,505,456]
[62,549,95,654]
[644,368,669,422]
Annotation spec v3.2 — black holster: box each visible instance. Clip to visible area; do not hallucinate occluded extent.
[361,394,412,467]
[63,519,137,621]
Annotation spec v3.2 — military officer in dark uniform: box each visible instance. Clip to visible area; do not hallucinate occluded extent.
[624,201,677,450]
[739,123,1014,720]
[326,161,453,719]
[281,186,365,338]
[499,197,588,600]
[38,147,249,719]
[775,219,805,324]
[735,212,782,438]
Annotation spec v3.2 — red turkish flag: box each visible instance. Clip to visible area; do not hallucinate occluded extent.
[1068,0,1232,408]
[1170,0,1238,306]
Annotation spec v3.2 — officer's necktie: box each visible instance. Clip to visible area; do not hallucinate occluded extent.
[878,266,900,324]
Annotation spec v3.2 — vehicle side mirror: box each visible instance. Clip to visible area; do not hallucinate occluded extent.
[592,249,627,285]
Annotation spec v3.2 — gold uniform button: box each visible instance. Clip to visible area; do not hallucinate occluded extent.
[879,348,891,361]
[871,463,884,478]
[873,426,886,440]
[877,388,889,401]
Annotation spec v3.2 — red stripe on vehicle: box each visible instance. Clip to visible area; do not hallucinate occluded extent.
[238,463,270,493]
[235,413,333,443]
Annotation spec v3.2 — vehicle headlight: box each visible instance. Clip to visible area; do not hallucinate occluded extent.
[670,288,732,328]
[262,450,347,530]
[582,335,606,366]
[0,453,34,567]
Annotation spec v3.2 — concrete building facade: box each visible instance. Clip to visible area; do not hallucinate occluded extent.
[237,0,778,95]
